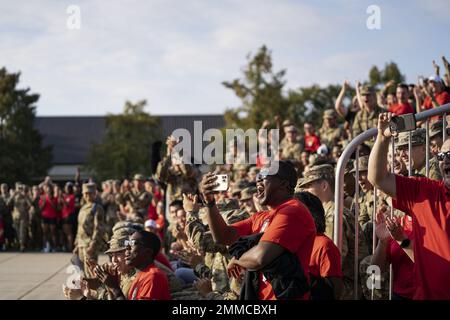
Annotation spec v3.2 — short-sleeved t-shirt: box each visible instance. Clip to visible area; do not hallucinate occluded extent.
[392,174,450,299]
[128,263,171,300]
[385,215,415,299]
[309,234,343,279]
[422,91,450,121]
[304,135,321,153]
[40,195,58,219]
[62,194,76,219]
[232,198,316,300]
[388,102,414,115]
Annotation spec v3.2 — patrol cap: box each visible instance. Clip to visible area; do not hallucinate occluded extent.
[360,85,375,95]
[395,128,426,148]
[82,182,96,194]
[350,155,369,173]
[285,125,298,133]
[296,164,334,189]
[429,120,450,139]
[239,187,257,201]
[323,109,337,119]
[133,174,145,181]
[282,119,293,127]
[248,166,260,175]
[105,233,129,254]
[234,164,249,172]
[221,209,250,225]
[216,198,240,211]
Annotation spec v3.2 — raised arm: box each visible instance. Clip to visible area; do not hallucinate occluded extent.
[200,172,239,246]
[335,80,350,117]
[368,112,397,198]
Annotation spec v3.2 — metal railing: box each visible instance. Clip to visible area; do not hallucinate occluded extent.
[333,102,450,300]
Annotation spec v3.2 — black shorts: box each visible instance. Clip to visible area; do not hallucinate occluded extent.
[60,217,72,225]
[42,218,57,225]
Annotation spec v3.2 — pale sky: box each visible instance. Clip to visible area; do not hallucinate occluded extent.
[1,0,449,116]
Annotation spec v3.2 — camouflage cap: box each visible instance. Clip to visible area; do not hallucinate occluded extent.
[429,120,443,138]
[133,173,145,181]
[221,208,250,225]
[240,186,257,201]
[350,155,369,173]
[285,125,298,133]
[217,198,240,211]
[234,164,249,172]
[360,85,375,95]
[296,164,334,189]
[112,221,143,234]
[248,166,260,175]
[105,237,127,254]
[282,119,293,127]
[323,109,337,119]
[82,182,96,194]
[395,128,426,148]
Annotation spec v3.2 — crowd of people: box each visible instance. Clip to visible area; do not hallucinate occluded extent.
[1,57,450,300]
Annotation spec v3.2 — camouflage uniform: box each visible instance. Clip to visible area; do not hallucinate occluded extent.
[9,189,32,249]
[156,156,197,203]
[28,195,42,250]
[280,126,303,160]
[74,183,106,278]
[352,87,383,146]
[396,128,442,180]
[319,109,345,147]
[184,201,248,300]
[101,192,120,239]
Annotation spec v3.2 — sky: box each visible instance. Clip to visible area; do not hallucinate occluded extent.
[1,0,449,116]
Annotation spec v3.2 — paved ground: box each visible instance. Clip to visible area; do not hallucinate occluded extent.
[0,253,107,300]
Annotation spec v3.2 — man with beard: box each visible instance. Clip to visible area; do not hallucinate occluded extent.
[200,160,316,300]
[103,230,170,300]
[368,112,450,299]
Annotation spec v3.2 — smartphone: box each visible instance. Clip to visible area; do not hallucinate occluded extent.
[389,113,416,134]
[213,174,229,192]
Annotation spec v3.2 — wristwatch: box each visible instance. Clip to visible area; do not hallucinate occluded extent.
[204,199,216,208]
[400,238,411,248]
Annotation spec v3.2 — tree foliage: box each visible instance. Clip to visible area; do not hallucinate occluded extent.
[87,100,160,181]
[0,67,52,185]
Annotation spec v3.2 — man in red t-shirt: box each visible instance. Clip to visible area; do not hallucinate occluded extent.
[415,75,450,121]
[389,84,414,115]
[106,230,171,300]
[200,160,316,300]
[369,112,450,299]
[303,122,321,153]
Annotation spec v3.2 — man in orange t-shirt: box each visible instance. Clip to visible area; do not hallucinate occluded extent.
[389,84,414,115]
[200,160,316,300]
[104,230,171,300]
[369,112,450,299]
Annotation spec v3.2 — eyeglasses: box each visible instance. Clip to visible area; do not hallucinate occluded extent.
[437,151,450,161]
[256,168,271,181]
[124,239,139,247]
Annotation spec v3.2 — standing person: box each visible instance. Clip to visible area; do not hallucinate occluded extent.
[280,125,303,160]
[10,184,32,252]
[29,185,43,251]
[54,184,64,251]
[303,122,321,153]
[200,160,316,300]
[388,84,414,115]
[319,109,344,148]
[39,183,58,252]
[73,183,105,278]
[0,183,14,250]
[61,182,76,252]
[368,112,450,299]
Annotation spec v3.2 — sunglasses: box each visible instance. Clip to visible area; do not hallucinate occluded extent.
[124,239,140,247]
[437,151,450,161]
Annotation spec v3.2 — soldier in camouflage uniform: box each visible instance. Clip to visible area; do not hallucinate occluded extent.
[183,197,248,300]
[396,128,442,180]
[349,156,377,255]
[1,183,15,249]
[352,85,384,146]
[280,125,303,160]
[429,119,450,157]
[319,109,345,148]
[74,183,106,278]
[297,164,369,299]
[8,184,32,251]
[156,136,198,204]
[124,174,153,219]
[101,180,121,239]
[29,185,43,251]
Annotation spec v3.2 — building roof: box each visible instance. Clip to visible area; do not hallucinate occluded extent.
[34,115,225,165]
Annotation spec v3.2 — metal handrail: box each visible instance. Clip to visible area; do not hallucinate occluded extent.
[333,103,450,299]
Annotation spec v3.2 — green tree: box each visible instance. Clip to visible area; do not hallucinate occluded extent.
[0,67,52,185]
[222,45,291,130]
[87,100,160,181]
[368,66,382,86]
[381,61,405,84]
